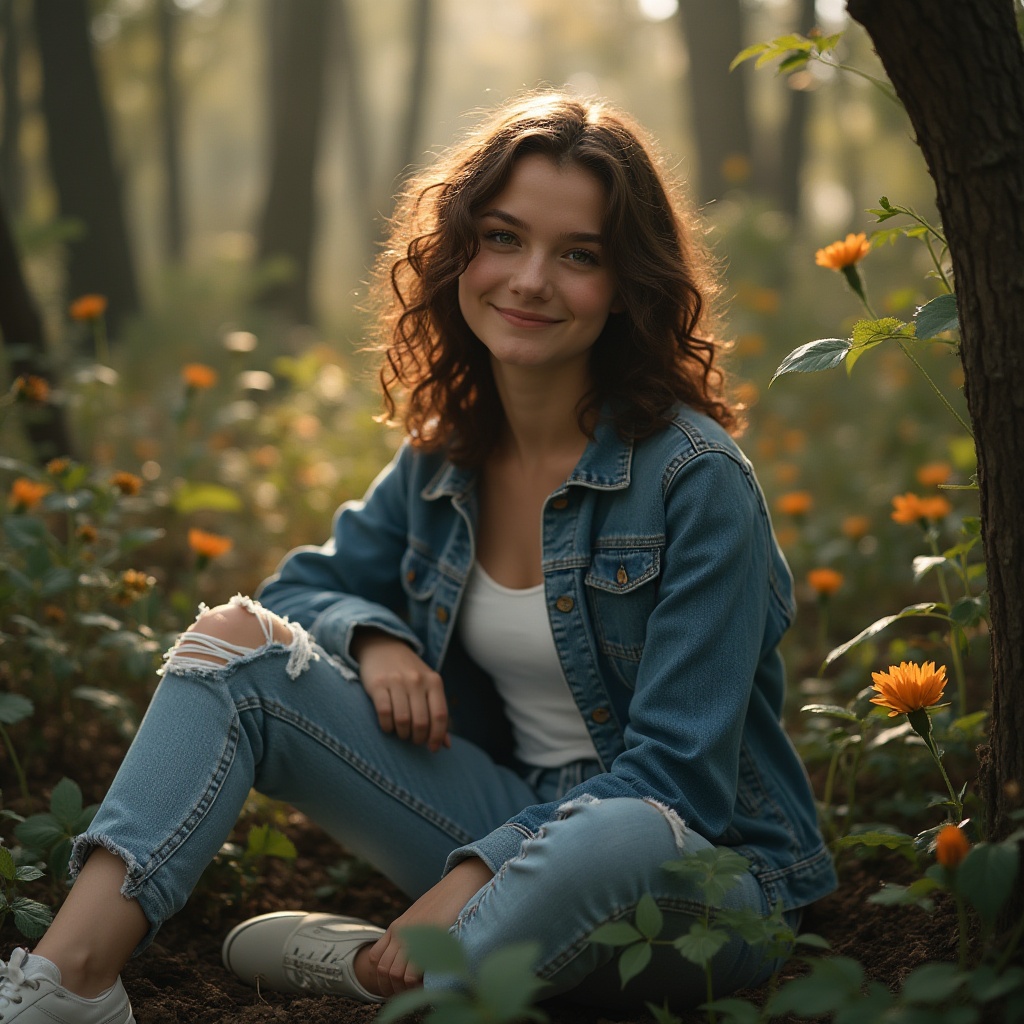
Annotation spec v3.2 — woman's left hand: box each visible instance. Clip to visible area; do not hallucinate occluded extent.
[365,857,495,997]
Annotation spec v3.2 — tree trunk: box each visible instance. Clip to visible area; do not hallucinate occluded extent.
[1,0,24,220]
[774,0,815,222]
[676,0,757,205]
[158,0,184,263]
[0,187,73,461]
[846,0,1024,904]
[255,0,332,324]
[393,0,433,186]
[33,0,140,339]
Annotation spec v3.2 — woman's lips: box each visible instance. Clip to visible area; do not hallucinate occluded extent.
[494,306,562,328]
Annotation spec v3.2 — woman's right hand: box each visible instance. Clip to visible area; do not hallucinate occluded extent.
[351,631,451,752]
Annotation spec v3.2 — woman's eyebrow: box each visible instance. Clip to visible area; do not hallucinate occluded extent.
[478,208,603,245]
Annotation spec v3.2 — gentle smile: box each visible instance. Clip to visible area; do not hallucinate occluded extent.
[494,306,562,327]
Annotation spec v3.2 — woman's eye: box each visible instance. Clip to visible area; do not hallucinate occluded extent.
[567,248,599,266]
[485,229,517,245]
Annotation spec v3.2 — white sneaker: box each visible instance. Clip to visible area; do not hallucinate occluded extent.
[222,911,385,1003]
[0,948,134,1023]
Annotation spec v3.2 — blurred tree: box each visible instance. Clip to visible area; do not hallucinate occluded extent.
[774,0,815,221]
[394,0,433,188]
[0,187,72,460]
[158,0,184,263]
[255,0,332,324]
[33,0,141,340]
[0,0,25,220]
[847,0,1024,910]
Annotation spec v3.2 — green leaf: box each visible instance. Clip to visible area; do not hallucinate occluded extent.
[635,893,663,940]
[729,41,771,71]
[476,941,545,1018]
[645,1000,684,1024]
[834,830,916,855]
[673,921,730,967]
[245,824,297,861]
[15,865,45,883]
[949,596,984,627]
[847,317,914,372]
[39,567,75,596]
[956,841,1019,926]
[912,555,947,582]
[10,897,53,939]
[900,962,968,1004]
[0,845,15,880]
[867,876,941,912]
[823,603,945,668]
[375,987,464,1024]
[771,338,850,383]
[399,925,470,978]
[49,778,84,828]
[768,957,866,1016]
[701,997,763,1024]
[795,932,832,950]
[14,815,65,850]
[778,52,810,73]
[618,941,652,988]
[914,293,958,339]
[0,692,33,726]
[969,964,1024,1003]
[172,482,243,515]
[118,527,165,552]
[590,920,643,946]
[800,703,861,722]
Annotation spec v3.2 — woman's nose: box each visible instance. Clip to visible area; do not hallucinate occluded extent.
[508,253,553,300]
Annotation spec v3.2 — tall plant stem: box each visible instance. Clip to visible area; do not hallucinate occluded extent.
[896,339,974,437]
[927,532,969,716]
[0,724,29,803]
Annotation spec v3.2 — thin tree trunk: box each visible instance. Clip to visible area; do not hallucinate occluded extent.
[0,187,73,460]
[158,0,184,263]
[394,0,433,186]
[775,0,815,222]
[846,0,1024,916]
[1,0,24,220]
[255,0,332,324]
[33,0,140,339]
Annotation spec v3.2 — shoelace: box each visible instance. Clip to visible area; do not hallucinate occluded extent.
[0,949,40,1012]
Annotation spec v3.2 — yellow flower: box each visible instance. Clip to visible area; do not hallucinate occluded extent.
[188,528,233,560]
[69,294,108,321]
[182,363,218,390]
[841,515,871,540]
[776,491,813,517]
[110,471,143,495]
[807,568,844,596]
[815,232,871,270]
[869,661,947,717]
[15,375,51,403]
[935,824,970,869]
[9,477,51,511]
[916,462,952,487]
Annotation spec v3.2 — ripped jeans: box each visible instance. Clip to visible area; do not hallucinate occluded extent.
[72,598,783,1011]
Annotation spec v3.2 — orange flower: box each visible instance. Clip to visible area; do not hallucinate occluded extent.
[916,462,952,487]
[776,491,813,517]
[113,568,154,606]
[42,603,67,624]
[919,496,952,520]
[182,363,218,390]
[890,492,926,525]
[46,458,71,477]
[869,661,947,717]
[110,471,143,495]
[841,515,871,540]
[77,523,99,544]
[815,232,871,270]
[15,375,50,403]
[69,294,108,320]
[935,824,970,869]
[188,528,233,560]
[9,477,51,511]
[807,568,844,596]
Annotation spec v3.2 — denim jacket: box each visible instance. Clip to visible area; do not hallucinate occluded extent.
[258,408,837,911]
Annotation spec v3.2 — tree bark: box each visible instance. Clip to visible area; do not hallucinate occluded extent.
[33,0,140,339]
[676,0,757,204]
[774,0,816,222]
[0,187,73,460]
[158,0,185,263]
[394,0,433,186]
[255,0,332,324]
[1,0,24,220]
[845,0,1024,896]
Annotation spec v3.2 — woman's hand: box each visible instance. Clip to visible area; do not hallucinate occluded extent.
[365,858,495,997]
[352,630,451,752]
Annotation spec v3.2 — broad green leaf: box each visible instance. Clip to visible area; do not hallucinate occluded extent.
[14,815,65,850]
[10,897,53,938]
[957,841,1019,926]
[847,317,914,372]
[0,692,33,725]
[914,293,958,338]
[800,703,860,722]
[771,338,850,383]
[375,987,463,1024]
[618,941,652,988]
[245,824,297,861]
[900,962,968,1004]
[645,1000,684,1024]
[172,482,243,515]
[0,845,15,880]
[3,516,48,548]
[729,41,771,71]
[15,865,44,882]
[476,941,545,1016]
[701,998,762,1024]
[635,893,663,940]
[912,555,947,582]
[399,924,470,978]
[950,596,984,627]
[49,778,84,827]
[867,877,941,912]
[768,957,866,1016]
[795,932,832,949]
[823,603,945,668]
[674,923,730,967]
[969,964,1024,1003]
[778,52,809,73]
[591,920,643,946]
[834,830,916,854]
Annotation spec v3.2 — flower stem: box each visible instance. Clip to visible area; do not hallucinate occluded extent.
[927,532,969,717]
[953,890,971,969]
[907,709,963,823]
[895,339,974,437]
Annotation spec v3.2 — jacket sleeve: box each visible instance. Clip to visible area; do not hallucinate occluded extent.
[256,443,424,669]
[445,447,781,875]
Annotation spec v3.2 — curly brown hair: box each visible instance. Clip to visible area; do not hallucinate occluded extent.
[369,90,739,465]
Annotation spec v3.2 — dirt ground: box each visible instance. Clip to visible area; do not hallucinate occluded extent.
[4,730,959,1024]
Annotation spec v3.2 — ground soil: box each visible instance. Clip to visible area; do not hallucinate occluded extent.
[4,727,959,1024]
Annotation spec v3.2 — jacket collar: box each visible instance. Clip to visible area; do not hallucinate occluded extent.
[421,414,633,501]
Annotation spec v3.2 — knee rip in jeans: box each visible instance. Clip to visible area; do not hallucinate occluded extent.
[160,593,318,680]
[555,794,688,855]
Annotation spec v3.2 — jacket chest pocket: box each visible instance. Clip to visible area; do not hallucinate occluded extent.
[584,547,660,690]
[400,546,441,637]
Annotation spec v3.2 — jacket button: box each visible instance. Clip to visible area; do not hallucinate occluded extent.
[436,606,449,623]
[406,570,416,582]
[552,497,569,510]
[616,566,628,585]
[555,595,574,613]
[591,707,611,723]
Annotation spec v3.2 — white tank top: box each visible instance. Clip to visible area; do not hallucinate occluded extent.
[458,563,599,768]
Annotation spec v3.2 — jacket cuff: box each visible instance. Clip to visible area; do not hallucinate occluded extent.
[310,601,423,672]
[442,823,532,877]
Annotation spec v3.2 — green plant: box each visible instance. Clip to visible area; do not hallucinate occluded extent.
[195,823,298,908]
[13,778,98,888]
[0,793,53,941]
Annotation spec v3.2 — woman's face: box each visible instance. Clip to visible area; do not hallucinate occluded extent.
[457,154,622,378]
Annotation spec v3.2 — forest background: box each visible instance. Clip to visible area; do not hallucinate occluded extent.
[1,1,1023,1022]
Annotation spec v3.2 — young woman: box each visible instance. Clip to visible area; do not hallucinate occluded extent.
[0,92,835,1022]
